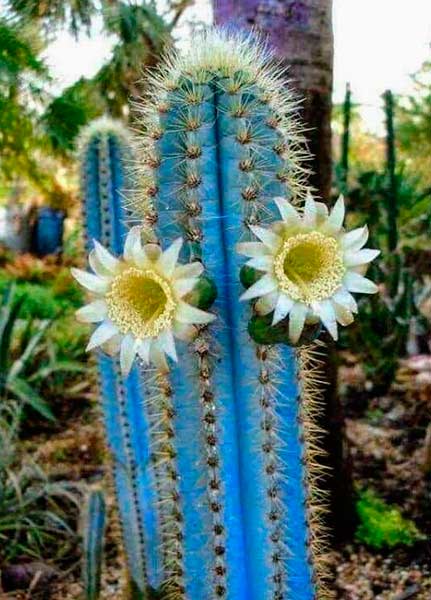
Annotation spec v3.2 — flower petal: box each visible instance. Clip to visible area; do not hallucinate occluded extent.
[240,274,278,301]
[157,238,183,277]
[173,321,196,342]
[288,303,308,344]
[149,344,169,372]
[246,256,273,272]
[124,226,142,262]
[302,193,317,227]
[332,287,358,313]
[137,338,151,364]
[159,329,178,362]
[93,240,120,274]
[315,201,329,225]
[76,299,108,323]
[71,268,110,294]
[173,277,199,297]
[331,300,355,327]
[144,243,161,262]
[341,226,369,251]
[120,333,138,376]
[313,300,338,340]
[174,261,204,280]
[274,197,301,224]
[103,334,122,356]
[327,195,345,232]
[344,271,378,294]
[86,321,118,351]
[344,249,380,267]
[176,302,215,325]
[255,291,278,316]
[272,294,294,325]
[237,241,270,258]
[89,250,112,277]
[249,226,281,250]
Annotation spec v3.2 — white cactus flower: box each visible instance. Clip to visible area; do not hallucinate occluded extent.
[72,228,215,375]
[237,195,380,344]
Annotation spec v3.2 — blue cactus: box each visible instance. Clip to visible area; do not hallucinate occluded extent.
[82,489,107,600]
[129,30,329,600]
[76,31,359,600]
[79,118,162,595]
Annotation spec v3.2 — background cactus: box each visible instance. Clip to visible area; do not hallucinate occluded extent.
[78,118,162,596]
[79,33,329,600]
[82,489,107,600]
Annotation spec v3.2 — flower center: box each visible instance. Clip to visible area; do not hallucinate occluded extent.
[274,232,345,304]
[106,267,176,338]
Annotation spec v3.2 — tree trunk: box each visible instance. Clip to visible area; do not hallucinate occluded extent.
[214,0,357,544]
[214,0,333,199]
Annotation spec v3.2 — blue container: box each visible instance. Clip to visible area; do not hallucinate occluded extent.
[34,207,65,256]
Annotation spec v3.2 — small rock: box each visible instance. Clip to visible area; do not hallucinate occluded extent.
[1,562,58,592]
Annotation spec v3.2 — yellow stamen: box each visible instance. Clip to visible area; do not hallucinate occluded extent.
[106,267,176,338]
[274,232,345,304]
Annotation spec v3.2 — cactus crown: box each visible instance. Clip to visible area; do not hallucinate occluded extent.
[131,28,310,227]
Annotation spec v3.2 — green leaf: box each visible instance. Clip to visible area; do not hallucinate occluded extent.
[355,489,424,549]
[0,285,24,375]
[8,318,52,380]
[6,378,56,422]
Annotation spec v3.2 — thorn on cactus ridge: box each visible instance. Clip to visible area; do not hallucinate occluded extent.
[241,185,260,202]
[185,145,202,159]
[185,117,201,131]
[150,127,163,141]
[239,158,255,172]
[145,153,162,169]
[185,172,202,188]
[184,200,202,217]
[267,114,282,129]
[236,128,252,145]
[273,141,288,156]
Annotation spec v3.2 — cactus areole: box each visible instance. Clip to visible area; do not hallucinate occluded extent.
[76,31,378,600]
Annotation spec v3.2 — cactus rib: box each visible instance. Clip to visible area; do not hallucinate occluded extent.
[82,489,106,600]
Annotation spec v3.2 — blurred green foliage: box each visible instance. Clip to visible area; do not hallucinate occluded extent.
[0,273,83,319]
[0,285,88,423]
[356,489,424,549]
[0,400,80,565]
[397,60,431,188]
[5,0,97,36]
[0,17,49,186]
[1,0,188,202]
[336,82,431,391]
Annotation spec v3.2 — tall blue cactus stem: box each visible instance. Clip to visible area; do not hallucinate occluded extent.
[132,30,331,600]
[78,118,162,596]
[145,366,187,599]
[82,489,107,600]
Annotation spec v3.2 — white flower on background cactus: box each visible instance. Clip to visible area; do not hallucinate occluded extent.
[238,195,380,344]
[72,227,215,374]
